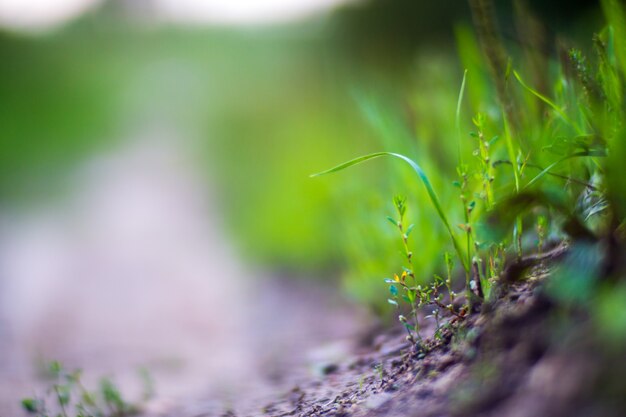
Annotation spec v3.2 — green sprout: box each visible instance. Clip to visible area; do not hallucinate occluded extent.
[21,361,150,417]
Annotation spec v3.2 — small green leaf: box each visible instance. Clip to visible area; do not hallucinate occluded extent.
[48,360,62,377]
[100,378,126,411]
[81,391,97,407]
[386,216,398,226]
[67,370,82,383]
[406,224,415,236]
[21,398,39,413]
[387,298,399,307]
[389,285,398,296]
[56,385,70,406]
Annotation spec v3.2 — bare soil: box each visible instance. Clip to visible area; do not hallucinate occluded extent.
[167,262,626,417]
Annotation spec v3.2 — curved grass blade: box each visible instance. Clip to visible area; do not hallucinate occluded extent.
[311,152,468,271]
[523,149,607,190]
[309,152,390,177]
[493,159,598,189]
[513,70,583,135]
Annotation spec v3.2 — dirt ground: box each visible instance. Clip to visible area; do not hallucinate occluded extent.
[0,137,371,416]
[178,268,626,417]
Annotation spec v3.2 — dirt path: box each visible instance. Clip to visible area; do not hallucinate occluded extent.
[0,134,370,416]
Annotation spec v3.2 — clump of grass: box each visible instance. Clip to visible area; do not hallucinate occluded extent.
[313,0,626,345]
[21,361,153,417]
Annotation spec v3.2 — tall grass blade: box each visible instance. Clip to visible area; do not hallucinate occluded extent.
[311,152,469,271]
[513,70,583,134]
[503,115,520,191]
[456,69,468,163]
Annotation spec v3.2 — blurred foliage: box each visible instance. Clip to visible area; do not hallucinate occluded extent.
[320,0,626,317]
[21,360,151,417]
[0,0,618,316]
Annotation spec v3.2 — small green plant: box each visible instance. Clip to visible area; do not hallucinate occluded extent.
[21,361,153,417]
[383,196,465,345]
[470,113,496,210]
[357,374,366,391]
[374,362,385,383]
[311,126,493,329]
[385,195,421,344]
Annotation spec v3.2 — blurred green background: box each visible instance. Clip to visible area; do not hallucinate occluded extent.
[0,0,600,311]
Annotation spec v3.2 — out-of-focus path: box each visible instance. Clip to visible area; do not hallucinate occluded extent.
[0,134,370,416]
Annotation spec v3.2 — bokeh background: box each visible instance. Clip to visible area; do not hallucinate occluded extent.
[0,0,600,415]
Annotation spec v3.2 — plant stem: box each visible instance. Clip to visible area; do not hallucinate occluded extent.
[53,385,69,417]
[397,215,422,343]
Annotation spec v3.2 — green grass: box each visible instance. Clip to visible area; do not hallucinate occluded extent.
[311,151,468,272]
[313,0,626,335]
[3,2,625,321]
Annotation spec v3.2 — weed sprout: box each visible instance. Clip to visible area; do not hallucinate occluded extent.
[21,361,151,417]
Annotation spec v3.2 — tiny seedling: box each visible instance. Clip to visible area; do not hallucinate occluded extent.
[374,362,385,383]
[21,361,152,417]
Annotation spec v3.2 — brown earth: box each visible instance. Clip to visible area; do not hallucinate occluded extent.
[165,262,626,417]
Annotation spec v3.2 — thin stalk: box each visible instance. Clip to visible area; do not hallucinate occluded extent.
[398,221,422,342]
[460,175,473,307]
[456,69,468,163]
[455,71,473,308]
[53,385,69,417]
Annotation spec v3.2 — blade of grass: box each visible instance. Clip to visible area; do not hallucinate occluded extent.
[456,69,468,163]
[523,149,607,190]
[455,69,473,287]
[493,159,598,190]
[503,114,520,191]
[513,70,584,135]
[311,152,469,271]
